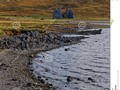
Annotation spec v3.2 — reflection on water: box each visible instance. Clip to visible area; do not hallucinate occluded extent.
[32,28,110,90]
[91,23,110,26]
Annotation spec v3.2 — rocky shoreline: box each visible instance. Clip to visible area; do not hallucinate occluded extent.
[0,30,86,90]
[0,30,86,50]
[0,29,102,90]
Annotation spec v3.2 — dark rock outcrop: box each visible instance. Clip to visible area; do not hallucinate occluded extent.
[0,29,102,50]
[53,8,62,19]
[0,30,85,50]
[53,8,75,19]
[63,8,75,18]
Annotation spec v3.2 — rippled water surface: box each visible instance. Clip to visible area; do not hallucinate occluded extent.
[32,28,110,90]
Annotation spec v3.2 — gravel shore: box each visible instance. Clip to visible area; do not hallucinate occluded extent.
[0,31,86,90]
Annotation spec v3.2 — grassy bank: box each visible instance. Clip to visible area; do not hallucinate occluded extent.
[0,15,109,36]
[0,0,110,19]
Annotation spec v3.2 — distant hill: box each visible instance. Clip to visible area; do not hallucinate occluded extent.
[0,0,110,19]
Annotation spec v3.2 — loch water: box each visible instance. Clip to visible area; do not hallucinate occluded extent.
[32,28,110,90]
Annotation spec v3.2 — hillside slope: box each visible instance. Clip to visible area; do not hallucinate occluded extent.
[0,0,110,19]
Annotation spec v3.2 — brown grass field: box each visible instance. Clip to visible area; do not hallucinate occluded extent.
[0,0,110,35]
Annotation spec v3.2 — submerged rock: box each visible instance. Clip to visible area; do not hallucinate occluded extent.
[88,77,95,82]
[64,48,70,51]
[67,76,74,82]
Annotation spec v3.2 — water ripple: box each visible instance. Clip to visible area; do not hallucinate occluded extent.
[32,28,110,90]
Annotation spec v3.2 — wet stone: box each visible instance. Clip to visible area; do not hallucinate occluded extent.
[65,48,70,51]
[88,77,95,82]
[6,83,11,85]
[0,63,8,70]
[26,83,32,87]
[40,60,44,63]
[40,79,45,84]
[67,76,74,82]
[30,69,34,72]
[28,61,32,65]
[11,78,17,81]
[38,76,41,79]
[76,78,80,81]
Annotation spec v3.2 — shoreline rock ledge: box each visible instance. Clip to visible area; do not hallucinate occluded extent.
[0,30,85,50]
